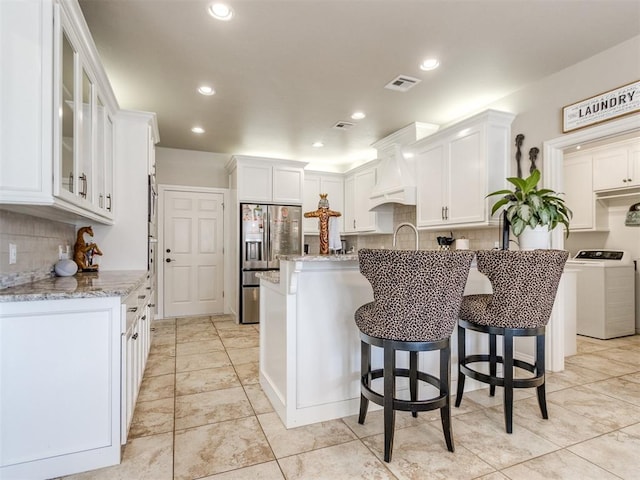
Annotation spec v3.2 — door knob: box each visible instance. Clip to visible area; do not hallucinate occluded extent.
[166,258,174,263]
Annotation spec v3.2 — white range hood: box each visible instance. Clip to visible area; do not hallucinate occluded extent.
[369,122,439,211]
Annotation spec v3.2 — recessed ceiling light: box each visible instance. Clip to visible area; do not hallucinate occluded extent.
[576,145,581,150]
[312,141,324,148]
[191,126,205,134]
[198,85,215,96]
[208,3,234,21]
[420,58,440,71]
[351,111,366,120]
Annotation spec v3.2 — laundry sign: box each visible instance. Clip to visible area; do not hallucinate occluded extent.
[562,80,639,133]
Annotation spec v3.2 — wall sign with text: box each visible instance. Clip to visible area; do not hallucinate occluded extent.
[562,80,639,133]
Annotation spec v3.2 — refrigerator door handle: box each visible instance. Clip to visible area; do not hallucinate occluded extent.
[264,208,271,266]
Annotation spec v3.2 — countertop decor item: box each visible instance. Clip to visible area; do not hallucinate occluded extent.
[73,226,103,272]
[54,258,78,277]
[487,169,572,244]
[304,194,341,255]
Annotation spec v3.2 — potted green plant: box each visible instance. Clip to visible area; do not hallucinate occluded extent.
[487,169,572,249]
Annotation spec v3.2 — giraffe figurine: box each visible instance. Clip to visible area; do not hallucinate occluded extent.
[73,226,103,271]
[304,194,341,255]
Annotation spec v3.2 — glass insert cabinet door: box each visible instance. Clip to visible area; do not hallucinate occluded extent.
[55,6,94,205]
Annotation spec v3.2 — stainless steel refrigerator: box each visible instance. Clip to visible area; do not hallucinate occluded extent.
[240,203,302,323]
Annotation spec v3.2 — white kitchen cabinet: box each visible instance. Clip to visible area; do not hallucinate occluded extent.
[0,296,122,479]
[228,156,307,204]
[343,162,393,234]
[302,171,344,234]
[592,138,640,191]
[0,0,118,224]
[414,110,515,229]
[92,111,159,272]
[563,152,608,231]
[121,277,152,444]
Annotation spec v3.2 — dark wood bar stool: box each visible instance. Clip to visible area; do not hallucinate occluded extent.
[455,249,568,433]
[355,248,474,462]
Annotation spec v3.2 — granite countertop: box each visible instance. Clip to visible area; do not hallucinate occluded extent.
[278,254,358,262]
[256,270,280,284]
[0,270,148,302]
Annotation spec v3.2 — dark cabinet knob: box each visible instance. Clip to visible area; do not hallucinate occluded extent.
[166,248,171,253]
[166,258,172,263]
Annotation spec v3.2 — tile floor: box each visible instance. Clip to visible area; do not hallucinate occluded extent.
[61,315,640,480]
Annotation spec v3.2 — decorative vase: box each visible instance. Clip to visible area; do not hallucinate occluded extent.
[518,225,551,250]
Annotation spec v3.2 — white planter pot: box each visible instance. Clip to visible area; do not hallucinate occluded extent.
[518,225,551,250]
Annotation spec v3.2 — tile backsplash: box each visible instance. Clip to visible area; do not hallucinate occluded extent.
[0,210,75,289]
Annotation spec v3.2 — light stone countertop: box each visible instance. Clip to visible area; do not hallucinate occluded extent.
[278,254,358,262]
[0,270,148,302]
[256,270,280,284]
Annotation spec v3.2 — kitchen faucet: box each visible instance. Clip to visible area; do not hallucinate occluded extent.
[392,222,419,250]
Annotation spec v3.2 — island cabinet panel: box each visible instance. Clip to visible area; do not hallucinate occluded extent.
[0,297,122,480]
[414,109,514,229]
[258,256,495,429]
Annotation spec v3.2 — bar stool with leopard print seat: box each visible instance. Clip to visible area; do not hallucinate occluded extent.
[455,249,569,433]
[355,248,474,462]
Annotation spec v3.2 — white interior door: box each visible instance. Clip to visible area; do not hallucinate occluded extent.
[163,189,224,317]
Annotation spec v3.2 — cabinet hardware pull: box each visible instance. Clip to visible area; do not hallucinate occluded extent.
[127,307,138,313]
[106,194,112,211]
[79,173,87,198]
[623,179,627,183]
[132,333,138,340]
[138,295,146,299]
[99,194,103,208]
[68,172,74,193]
[441,206,445,220]
[166,248,171,253]
[166,258,173,263]
[353,219,356,229]
[150,303,156,307]
[141,315,146,321]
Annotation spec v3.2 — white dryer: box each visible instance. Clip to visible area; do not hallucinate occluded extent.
[567,250,635,340]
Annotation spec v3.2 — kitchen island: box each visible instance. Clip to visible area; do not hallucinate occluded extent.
[259,254,498,428]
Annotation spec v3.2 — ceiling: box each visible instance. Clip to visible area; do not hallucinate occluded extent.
[78,0,640,170]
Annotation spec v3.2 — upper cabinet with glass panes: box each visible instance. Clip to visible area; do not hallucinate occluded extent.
[0,0,118,224]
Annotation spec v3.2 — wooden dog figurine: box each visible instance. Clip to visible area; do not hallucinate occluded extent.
[73,226,103,272]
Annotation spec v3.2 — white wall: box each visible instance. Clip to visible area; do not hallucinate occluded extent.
[487,35,640,176]
[156,147,230,188]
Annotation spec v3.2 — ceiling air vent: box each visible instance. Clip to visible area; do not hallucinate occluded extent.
[384,75,422,92]
[332,121,355,130]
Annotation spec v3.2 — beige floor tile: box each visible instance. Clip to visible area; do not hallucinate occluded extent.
[151,318,176,327]
[129,397,175,439]
[565,352,637,376]
[176,328,219,344]
[176,365,240,396]
[137,373,175,402]
[277,440,395,480]
[243,384,275,414]
[499,397,612,447]
[176,350,231,372]
[544,363,610,392]
[342,406,428,438]
[621,422,640,436]
[257,412,357,458]
[144,354,176,377]
[362,422,495,479]
[592,346,640,366]
[148,343,176,357]
[501,449,619,479]
[221,334,260,349]
[568,429,640,479]
[236,361,259,385]
[175,386,253,430]
[198,461,284,480]
[457,385,534,409]
[176,315,212,325]
[152,333,176,347]
[215,323,256,335]
[623,371,640,384]
[547,385,640,429]
[583,376,640,406]
[175,338,225,355]
[451,409,559,469]
[476,473,509,480]
[575,340,610,354]
[226,346,259,365]
[174,417,274,480]
[60,432,173,480]
[151,325,176,336]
